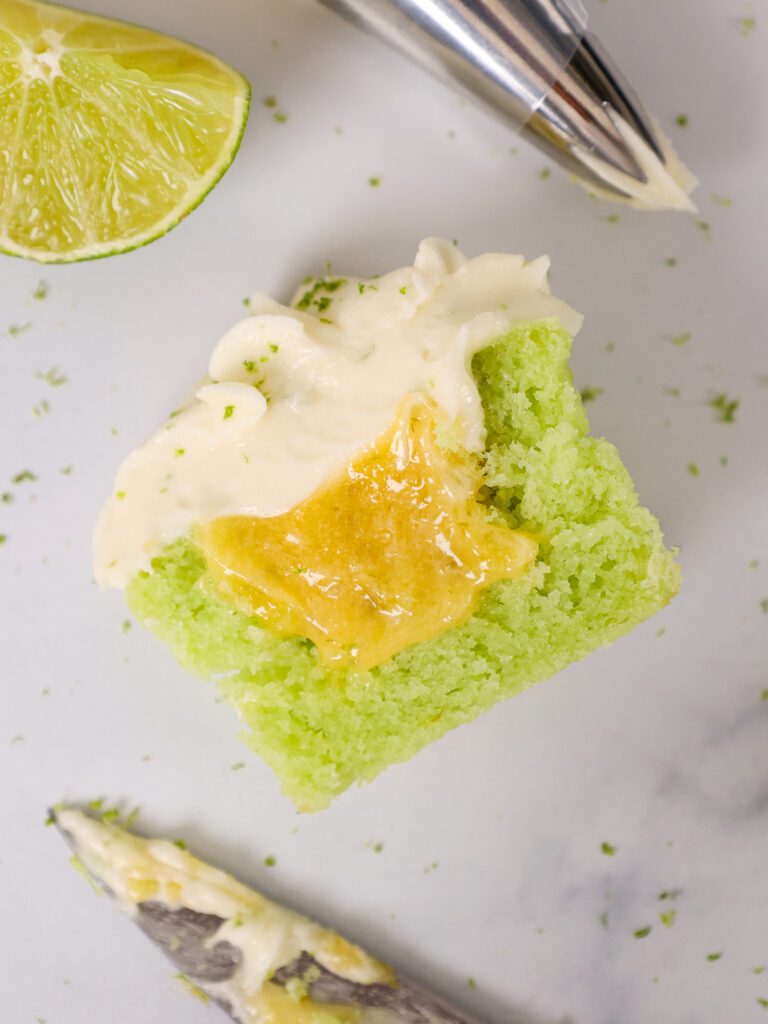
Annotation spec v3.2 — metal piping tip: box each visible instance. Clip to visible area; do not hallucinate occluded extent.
[521,31,665,195]
[525,86,647,192]
[523,32,697,208]
[318,0,695,210]
[568,33,666,162]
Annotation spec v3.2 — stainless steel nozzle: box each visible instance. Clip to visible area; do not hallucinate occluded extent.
[319,0,671,200]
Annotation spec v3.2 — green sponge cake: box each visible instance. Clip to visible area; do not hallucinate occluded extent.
[96,239,679,810]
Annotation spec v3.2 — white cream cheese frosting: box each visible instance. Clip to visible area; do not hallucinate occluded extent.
[94,238,581,588]
[576,111,697,212]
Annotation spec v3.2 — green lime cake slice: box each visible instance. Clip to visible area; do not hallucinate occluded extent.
[95,239,680,811]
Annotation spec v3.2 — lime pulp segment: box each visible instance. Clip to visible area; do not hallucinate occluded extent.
[0,0,250,262]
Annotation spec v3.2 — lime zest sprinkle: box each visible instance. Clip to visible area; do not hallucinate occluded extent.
[45,803,64,826]
[295,279,346,311]
[633,926,651,939]
[175,973,209,1002]
[601,841,616,856]
[36,366,68,387]
[223,405,235,420]
[8,322,32,338]
[709,393,740,423]
[69,855,102,895]
[124,806,141,829]
[12,469,37,484]
[580,386,604,403]
[32,281,49,300]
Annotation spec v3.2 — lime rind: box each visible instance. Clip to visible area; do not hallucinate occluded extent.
[0,0,250,263]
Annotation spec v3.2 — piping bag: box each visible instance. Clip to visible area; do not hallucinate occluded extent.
[318,0,697,210]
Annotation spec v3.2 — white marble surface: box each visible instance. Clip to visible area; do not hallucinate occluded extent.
[1,1,767,1022]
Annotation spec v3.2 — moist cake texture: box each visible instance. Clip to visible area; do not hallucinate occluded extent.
[125,309,679,810]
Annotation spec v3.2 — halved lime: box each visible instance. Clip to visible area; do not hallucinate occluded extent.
[0,0,250,262]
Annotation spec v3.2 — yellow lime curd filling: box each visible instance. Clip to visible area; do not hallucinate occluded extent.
[199,398,538,670]
[250,984,361,1024]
